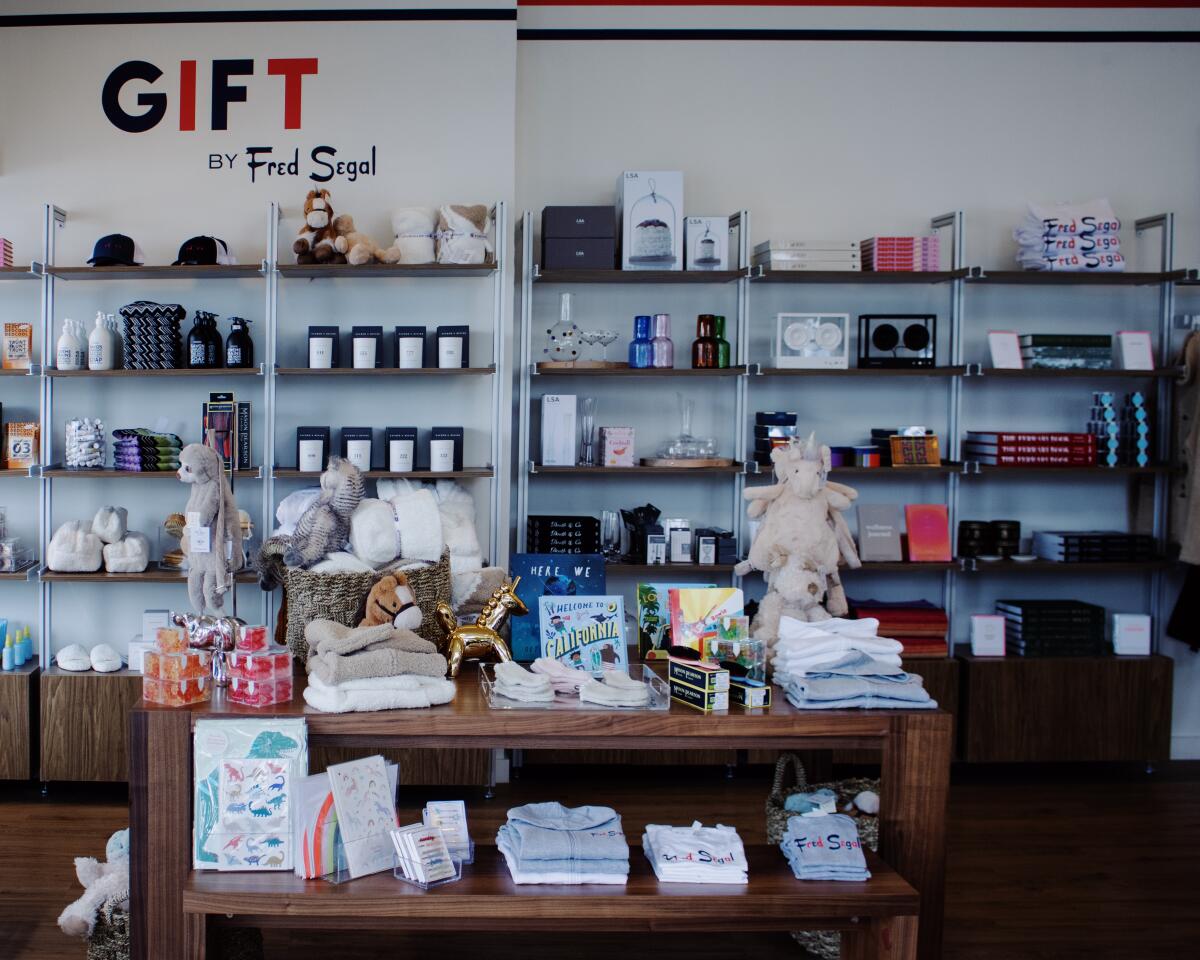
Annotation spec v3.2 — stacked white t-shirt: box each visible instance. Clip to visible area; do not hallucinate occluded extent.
[642,822,748,885]
[771,616,902,685]
[1012,199,1124,272]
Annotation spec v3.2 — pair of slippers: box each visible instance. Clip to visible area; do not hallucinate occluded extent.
[55,643,123,673]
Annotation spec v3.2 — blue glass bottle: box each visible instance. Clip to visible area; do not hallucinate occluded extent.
[629,315,654,368]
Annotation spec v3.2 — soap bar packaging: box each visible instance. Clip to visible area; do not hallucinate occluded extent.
[685,216,731,271]
[668,657,730,693]
[142,609,173,645]
[386,426,418,473]
[436,325,469,369]
[540,394,576,466]
[543,205,616,239]
[669,677,728,712]
[308,325,340,368]
[394,326,427,369]
[351,325,383,369]
[617,170,684,272]
[729,678,771,708]
[296,426,330,473]
[429,426,464,472]
[341,426,374,472]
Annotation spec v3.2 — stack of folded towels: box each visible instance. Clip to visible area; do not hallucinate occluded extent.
[772,615,936,710]
[112,428,183,472]
[1012,198,1124,272]
[780,814,871,882]
[497,802,630,885]
[301,619,455,713]
[493,659,650,708]
[643,822,748,885]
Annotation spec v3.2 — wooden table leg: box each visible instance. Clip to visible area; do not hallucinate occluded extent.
[879,712,952,960]
[130,708,193,960]
[185,913,207,960]
[843,915,919,960]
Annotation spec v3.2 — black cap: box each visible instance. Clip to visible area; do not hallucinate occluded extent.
[87,234,140,267]
[173,236,227,266]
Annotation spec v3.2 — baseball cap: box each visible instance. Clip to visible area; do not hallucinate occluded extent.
[87,234,143,267]
[173,236,235,266]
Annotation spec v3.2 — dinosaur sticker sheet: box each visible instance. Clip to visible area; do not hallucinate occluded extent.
[327,755,398,879]
[193,718,308,870]
[206,759,293,871]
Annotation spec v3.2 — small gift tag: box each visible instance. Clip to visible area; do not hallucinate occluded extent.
[187,511,212,554]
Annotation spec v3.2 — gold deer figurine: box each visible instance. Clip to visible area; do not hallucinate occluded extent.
[434,576,528,678]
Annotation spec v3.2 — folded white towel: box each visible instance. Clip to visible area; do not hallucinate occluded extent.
[302,673,456,713]
[579,672,650,708]
[779,616,879,642]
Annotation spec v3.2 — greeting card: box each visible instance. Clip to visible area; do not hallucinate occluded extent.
[327,755,398,879]
[667,587,744,654]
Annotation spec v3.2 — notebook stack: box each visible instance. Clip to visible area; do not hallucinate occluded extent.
[861,235,940,272]
[1032,530,1156,564]
[848,598,948,658]
[995,599,1106,656]
[752,239,860,273]
[526,515,601,554]
[1020,334,1112,370]
[0,237,12,267]
[118,300,186,370]
[1089,391,1151,468]
[964,431,1097,467]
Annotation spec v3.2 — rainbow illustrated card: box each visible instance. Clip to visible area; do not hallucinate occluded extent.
[667,587,745,655]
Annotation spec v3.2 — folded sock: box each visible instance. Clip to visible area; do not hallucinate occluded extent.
[530,657,585,695]
[579,673,650,707]
[494,661,555,702]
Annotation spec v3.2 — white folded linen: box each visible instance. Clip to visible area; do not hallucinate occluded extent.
[302,673,456,713]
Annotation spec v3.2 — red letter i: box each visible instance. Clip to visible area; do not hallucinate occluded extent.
[179,60,196,131]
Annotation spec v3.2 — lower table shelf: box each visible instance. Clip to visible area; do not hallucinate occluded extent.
[185,845,916,931]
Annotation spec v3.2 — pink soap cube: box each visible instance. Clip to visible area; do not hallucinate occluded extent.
[228,650,275,682]
[143,675,210,706]
[237,625,268,653]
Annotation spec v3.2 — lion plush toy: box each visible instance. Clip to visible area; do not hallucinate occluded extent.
[293,189,342,264]
[359,572,423,631]
[331,213,386,266]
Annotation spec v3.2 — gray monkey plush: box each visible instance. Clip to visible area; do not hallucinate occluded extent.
[177,443,245,614]
[284,457,365,568]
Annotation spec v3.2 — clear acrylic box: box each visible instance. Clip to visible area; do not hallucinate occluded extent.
[322,833,472,888]
[392,840,472,889]
[480,663,670,712]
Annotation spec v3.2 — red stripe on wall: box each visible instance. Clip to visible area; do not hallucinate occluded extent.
[179,59,196,132]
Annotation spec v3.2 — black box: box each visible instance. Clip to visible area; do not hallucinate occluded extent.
[429,425,464,472]
[340,426,374,472]
[296,426,330,473]
[542,238,616,271]
[542,205,615,239]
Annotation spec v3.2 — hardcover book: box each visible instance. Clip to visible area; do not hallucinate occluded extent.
[538,595,627,672]
[509,553,605,661]
[904,504,952,562]
[856,504,903,562]
[637,581,716,660]
[667,587,745,654]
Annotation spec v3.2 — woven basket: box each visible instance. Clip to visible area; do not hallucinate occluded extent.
[766,754,881,960]
[86,900,129,960]
[258,539,452,662]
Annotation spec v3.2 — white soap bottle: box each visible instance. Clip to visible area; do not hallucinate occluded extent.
[71,319,88,370]
[56,318,77,370]
[88,311,115,370]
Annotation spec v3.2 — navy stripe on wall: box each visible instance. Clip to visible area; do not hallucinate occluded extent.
[0,8,516,27]
[517,27,1200,41]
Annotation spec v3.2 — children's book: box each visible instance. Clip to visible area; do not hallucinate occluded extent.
[538,595,627,673]
[327,755,398,879]
[293,763,399,879]
[509,553,605,660]
[667,587,745,654]
[193,718,307,870]
[637,582,715,660]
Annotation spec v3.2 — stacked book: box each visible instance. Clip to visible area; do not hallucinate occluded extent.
[0,237,12,267]
[1089,391,1151,467]
[1032,530,1156,564]
[118,300,185,370]
[1021,334,1112,370]
[752,239,860,272]
[995,599,1107,656]
[848,598,948,658]
[861,236,940,272]
[964,431,1097,467]
[526,515,601,554]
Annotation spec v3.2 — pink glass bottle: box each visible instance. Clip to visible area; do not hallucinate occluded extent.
[651,313,674,368]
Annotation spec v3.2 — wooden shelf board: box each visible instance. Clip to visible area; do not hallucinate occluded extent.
[276,366,493,377]
[0,468,33,477]
[278,262,494,279]
[0,560,38,581]
[0,656,39,676]
[755,268,968,284]
[970,463,1171,476]
[852,562,957,572]
[969,558,1168,573]
[46,367,262,378]
[47,264,263,281]
[534,365,745,378]
[968,269,1185,286]
[40,569,257,583]
[606,563,737,575]
[0,368,36,376]
[758,366,964,378]
[532,464,742,476]
[976,367,1182,380]
[42,466,262,479]
[534,268,743,284]
[184,846,916,928]
[0,266,37,279]
[274,468,494,480]
[824,463,961,476]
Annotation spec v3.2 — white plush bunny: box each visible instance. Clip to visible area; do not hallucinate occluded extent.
[58,829,130,938]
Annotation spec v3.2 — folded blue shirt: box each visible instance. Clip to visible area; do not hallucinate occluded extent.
[504,801,629,862]
[497,824,629,875]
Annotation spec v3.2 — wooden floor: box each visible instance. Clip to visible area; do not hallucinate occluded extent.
[4,761,1198,959]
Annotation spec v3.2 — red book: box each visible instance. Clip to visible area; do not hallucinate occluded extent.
[967,431,1092,444]
[966,441,1095,455]
[904,504,952,562]
[975,453,1096,466]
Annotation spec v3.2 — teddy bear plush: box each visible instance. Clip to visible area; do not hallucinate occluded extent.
[331,213,386,266]
[359,572,423,631]
[178,443,244,615]
[293,188,342,264]
[753,551,833,644]
[285,457,365,568]
[58,828,129,939]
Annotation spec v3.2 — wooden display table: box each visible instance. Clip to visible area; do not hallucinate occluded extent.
[130,667,951,960]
